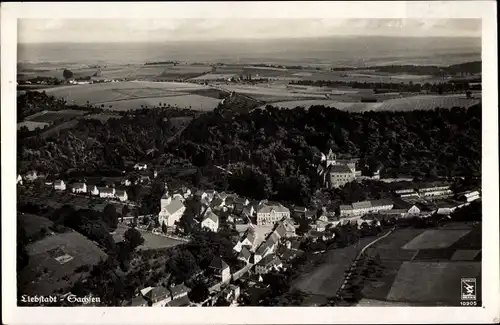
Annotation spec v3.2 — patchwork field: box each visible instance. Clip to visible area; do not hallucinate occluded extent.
[83,113,122,122]
[18,231,108,296]
[261,94,481,112]
[292,235,382,298]
[113,224,184,250]
[360,223,481,305]
[42,81,221,111]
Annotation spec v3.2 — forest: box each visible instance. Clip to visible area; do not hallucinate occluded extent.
[330,61,481,76]
[17,90,481,207]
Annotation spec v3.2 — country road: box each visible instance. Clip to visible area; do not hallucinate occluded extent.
[336,227,396,297]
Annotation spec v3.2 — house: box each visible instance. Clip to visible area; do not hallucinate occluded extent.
[242,205,255,218]
[71,182,87,194]
[89,185,100,196]
[17,174,23,185]
[25,170,38,182]
[115,189,128,202]
[137,175,151,184]
[158,199,186,228]
[417,184,452,198]
[254,254,283,274]
[143,286,171,307]
[253,243,271,264]
[237,246,252,264]
[392,198,421,217]
[209,257,231,283]
[166,295,191,307]
[273,222,287,239]
[134,163,147,171]
[256,202,290,225]
[54,180,66,191]
[216,192,229,203]
[234,197,250,207]
[293,206,308,217]
[313,220,329,232]
[99,187,115,199]
[436,200,459,215]
[127,295,149,307]
[340,199,394,217]
[168,283,190,302]
[121,179,132,187]
[457,190,480,203]
[195,190,208,201]
[234,226,259,253]
[201,209,219,232]
[204,190,217,202]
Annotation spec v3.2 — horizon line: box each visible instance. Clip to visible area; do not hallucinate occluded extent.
[17,34,482,45]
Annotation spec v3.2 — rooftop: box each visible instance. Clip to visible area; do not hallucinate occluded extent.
[210,257,229,270]
[164,199,185,215]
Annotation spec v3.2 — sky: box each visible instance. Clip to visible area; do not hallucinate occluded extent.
[18,18,481,44]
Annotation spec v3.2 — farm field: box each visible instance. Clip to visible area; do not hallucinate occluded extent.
[27,110,88,123]
[18,231,108,296]
[292,235,381,299]
[261,94,481,112]
[113,224,184,250]
[99,94,222,111]
[386,261,481,304]
[360,223,481,305]
[17,121,50,131]
[402,229,471,250]
[42,81,220,111]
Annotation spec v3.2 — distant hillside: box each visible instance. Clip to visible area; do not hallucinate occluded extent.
[332,61,481,76]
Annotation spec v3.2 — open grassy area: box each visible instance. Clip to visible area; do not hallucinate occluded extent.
[402,229,471,250]
[386,261,481,304]
[262,94,481,112]
[360,223,481,305]
[28,110,88,123]
[18,231,108,296]
[291,235,381,299]
[113,224,184,250]
[18,213,55,239]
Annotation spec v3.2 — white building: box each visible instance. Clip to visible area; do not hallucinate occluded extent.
[17,174,23,185]
[340,200,394,217]
[417,185,452,198]
[158,196,186,228]
[256,201,290,225]
[99,187,116,199]
[89,185,100,196]
[71,183,87,194]
[459,190,481,203]
[201,209,219,232]
[115,190,128,202]
[233,226,259,253]
[25,170,38,182]
[134,163,148,171]
[54,180,66,191]
[209,257,231,283]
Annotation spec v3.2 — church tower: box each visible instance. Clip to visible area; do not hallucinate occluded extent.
[326,149,337,167]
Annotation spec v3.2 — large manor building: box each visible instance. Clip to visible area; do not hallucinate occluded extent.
[317,149,359,189]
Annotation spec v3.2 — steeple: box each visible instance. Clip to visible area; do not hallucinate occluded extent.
[326,149,337,167]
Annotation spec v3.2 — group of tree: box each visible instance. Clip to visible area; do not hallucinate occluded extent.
[290,79,479,94]
[330,61,481,76]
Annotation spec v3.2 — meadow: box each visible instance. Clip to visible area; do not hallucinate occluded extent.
[27,110,88,123]
[18,231,108,296]
[42,81,221,111]
[360,223,481,305]
[260,94,481,112]
[113,224,184,250]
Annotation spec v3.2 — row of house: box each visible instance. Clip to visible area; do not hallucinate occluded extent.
[126,282,191,307]
[339,199,395,218]
[50,180,129,202]
[393,184,453,199]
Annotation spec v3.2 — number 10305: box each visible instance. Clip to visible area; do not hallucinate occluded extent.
[460,301,477,306]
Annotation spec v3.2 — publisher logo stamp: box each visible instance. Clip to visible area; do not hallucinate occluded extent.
[461,278,476,301]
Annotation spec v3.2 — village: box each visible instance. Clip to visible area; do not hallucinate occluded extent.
[16,147,481,307]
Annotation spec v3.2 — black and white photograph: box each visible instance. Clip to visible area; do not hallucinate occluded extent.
[2,1,498,324]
